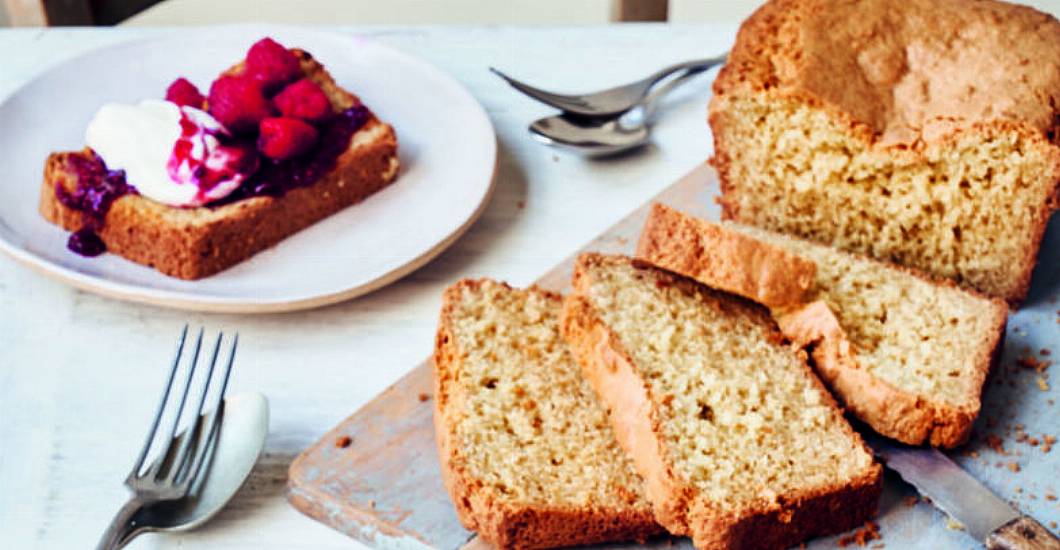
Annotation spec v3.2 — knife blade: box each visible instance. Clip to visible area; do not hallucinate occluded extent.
[865,434,1060,549]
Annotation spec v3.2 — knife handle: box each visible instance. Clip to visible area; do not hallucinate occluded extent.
[986,516,1060,550]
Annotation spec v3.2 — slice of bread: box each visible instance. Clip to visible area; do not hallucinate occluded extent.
[709,0,1060,304]
[560,254,881,550]
[433,279,662,550]
[637,203,1008,447]
[39,49,399,280]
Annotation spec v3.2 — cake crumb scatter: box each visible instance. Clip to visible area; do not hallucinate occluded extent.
[837,521,880,547]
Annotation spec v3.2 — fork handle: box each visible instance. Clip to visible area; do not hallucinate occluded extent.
[96,498,144,550]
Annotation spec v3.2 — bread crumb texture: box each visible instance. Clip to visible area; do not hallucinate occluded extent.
[731,223,1002,408]
[434,279,659,549]
[710,0,1060,303]
[448,281,645,505]
[577,255,873,510]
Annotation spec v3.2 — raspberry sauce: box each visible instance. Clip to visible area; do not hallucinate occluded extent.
[54,153,133,256]
[219,106,370,202]
[167,108,258,204]
[56,106,369,256]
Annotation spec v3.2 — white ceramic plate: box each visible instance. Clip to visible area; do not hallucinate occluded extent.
[0,26,496,313]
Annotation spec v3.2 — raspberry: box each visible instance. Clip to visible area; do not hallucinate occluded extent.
[165,77,205,108]
[257,117,319,160]
[245,37,302,93]
[207,76,273,133]
[272,79,332,122]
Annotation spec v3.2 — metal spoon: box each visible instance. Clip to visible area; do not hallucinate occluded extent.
[529,67,710,156]
[110,392,269,548]
[491,53,726,118]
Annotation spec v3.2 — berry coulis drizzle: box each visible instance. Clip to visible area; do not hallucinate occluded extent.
[58,105,370,256]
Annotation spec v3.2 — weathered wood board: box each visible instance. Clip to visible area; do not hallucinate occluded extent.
[287,163,1060,550]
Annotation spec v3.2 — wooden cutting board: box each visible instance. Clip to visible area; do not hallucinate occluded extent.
[285,162,1058,549]
[286,162,716,550]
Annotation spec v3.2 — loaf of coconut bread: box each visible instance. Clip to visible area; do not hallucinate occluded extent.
[638,203,1008,448]
[709,0,1060,304]
[560,253,882,550]
[432,279,662,549]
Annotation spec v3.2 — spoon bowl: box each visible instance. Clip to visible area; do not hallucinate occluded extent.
[122,392,269,543]
[529,113,651,157]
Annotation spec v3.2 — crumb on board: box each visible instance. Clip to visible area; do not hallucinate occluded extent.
[945,517,965,531]
[904,495,919,507]
[1043,348,1053,356]
[837,521,881,547]
[1008,462,1021,473]
[1018,355,1051,373]
[1039,377,1051,391]
[1051,521,1058,530]
[418,392,431,402]
[1044,435,1057,453]
[335,435,353,449]
[1048,494,1058,501]
[987,434,1007,454]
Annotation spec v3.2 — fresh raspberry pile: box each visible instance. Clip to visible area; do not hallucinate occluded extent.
[164,37,340,161]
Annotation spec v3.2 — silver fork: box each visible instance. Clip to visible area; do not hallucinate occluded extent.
[490,53,727,118]
[96,326,238,550]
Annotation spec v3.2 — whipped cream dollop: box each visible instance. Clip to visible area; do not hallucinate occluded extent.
[85,100,256,207]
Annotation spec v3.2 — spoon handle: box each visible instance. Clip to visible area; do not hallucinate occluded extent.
[96,498,143,550]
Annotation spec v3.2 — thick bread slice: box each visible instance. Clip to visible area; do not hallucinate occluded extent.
[433,279,662,550]
[637,204,1007,447]
[39,49,399,280]
[560,254,881,550]
[639,203,816,309]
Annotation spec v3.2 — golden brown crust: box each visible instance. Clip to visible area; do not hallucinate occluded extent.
[708,0,1060,305]
[776,301,1004,448]
[561,254,882,550]
[637,203,815,309]
[635,206,1007,447]
[713,0,1060,146]
[432,279,663,550]
[38,49,399,280]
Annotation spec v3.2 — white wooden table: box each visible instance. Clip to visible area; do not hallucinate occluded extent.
[0,24,732,549]
[3,25,1059,550]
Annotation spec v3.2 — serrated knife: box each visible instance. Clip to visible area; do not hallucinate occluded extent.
[866,434,1060,550]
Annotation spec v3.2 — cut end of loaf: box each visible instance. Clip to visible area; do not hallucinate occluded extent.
[710,90,1060,305]
[432,279,660,549]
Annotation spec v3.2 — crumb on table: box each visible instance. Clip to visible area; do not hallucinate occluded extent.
[335,435,353,449]
[986,434,1007,454]
[837,521,881,547]
[1017,355,1051,373]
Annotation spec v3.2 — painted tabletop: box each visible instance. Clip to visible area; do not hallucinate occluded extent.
[1,24,1058,550]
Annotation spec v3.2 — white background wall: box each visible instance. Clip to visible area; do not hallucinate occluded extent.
[3,1,1060,30]
[668,0,1060,22]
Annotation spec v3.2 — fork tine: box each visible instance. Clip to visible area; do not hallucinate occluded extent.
[129,324,188,479]
[166,331,223,484]
[146,327,203,479]
[181,333,238,488]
